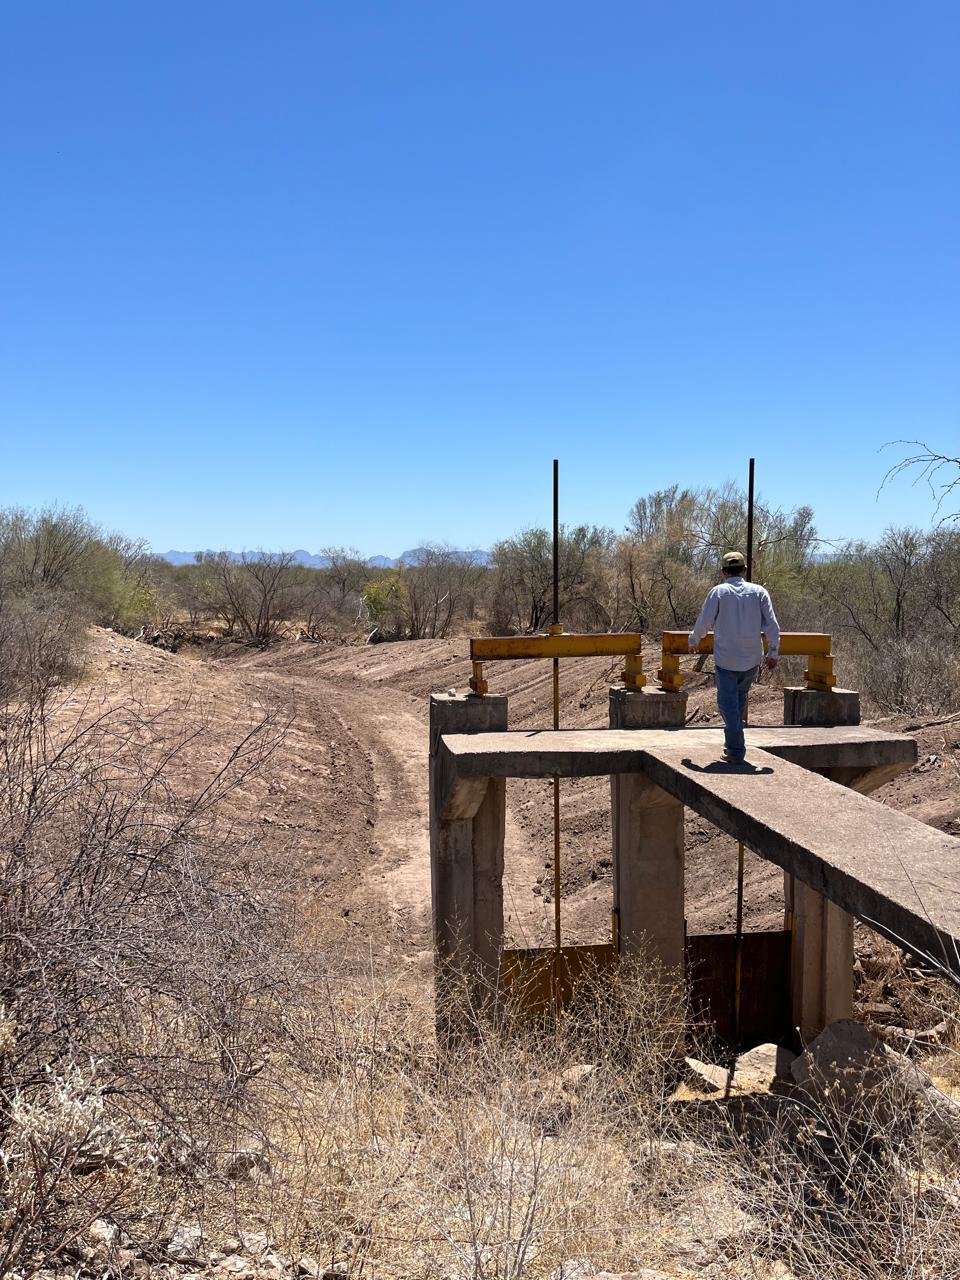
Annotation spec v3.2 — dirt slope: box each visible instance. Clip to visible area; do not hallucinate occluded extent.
[74,629,960,980]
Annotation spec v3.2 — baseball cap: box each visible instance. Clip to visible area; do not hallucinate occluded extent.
[722,551,746,572]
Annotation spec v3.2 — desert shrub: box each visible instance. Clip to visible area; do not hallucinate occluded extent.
[816,528,960,714]
[727,1052,960,1279]
[223,956,715,1278]
[0,506,161,693]
[196,551,309,644]
[489,526,615,634]
[0,683,294,1271]
[361,569,408,641]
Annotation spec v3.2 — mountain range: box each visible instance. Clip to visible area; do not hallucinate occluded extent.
[156,547,490,569]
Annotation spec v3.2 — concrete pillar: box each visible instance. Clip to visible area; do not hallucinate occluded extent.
[609,686,687,973]
[786,877,854,1042]
[784,687,860,1043]
[429,692,507,1043]
[784,687,860,726]
[613,776,685,972]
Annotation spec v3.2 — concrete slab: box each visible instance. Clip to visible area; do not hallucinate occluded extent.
[436,726,916,816]
[638,746,960,977]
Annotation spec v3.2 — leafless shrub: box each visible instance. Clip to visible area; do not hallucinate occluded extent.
[843,634,960,717]
[198,551,308,644]
[0,678,297,1269]
[725,1053,960,1278]
[0,589,85,702]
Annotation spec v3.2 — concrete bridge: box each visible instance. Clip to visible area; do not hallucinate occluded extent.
[429,684,960,1046]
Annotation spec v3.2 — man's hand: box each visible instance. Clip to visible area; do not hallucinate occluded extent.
[688,638,699,654]
[764,656,779,670]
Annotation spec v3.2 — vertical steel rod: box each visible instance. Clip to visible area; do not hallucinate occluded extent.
[552,458,560,627]
[746,456,755,583]
[552,461,562,980]
[732,457,755,1053]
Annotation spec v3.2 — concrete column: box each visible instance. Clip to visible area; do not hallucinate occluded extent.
[784,687,860,1043]
[429,692,507,1043]
[613,775,685,972]
[609,686,686,974]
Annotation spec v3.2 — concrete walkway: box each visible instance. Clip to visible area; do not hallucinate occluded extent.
[436,724,915,799]
[640,745,960,976]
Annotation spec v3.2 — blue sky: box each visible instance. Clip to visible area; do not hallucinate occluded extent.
[2,2,958,554]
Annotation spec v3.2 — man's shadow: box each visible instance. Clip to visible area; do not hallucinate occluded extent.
[681,757,774,776]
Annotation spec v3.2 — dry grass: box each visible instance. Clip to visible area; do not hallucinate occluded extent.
[2,681,960,1280]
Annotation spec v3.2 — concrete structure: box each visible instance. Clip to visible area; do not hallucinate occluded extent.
[429,700,960,1046]
[429,693,507,1043]
[609,685,688,729]
[609,685,688,971]
[784,686,861,726]
[783,686,860,1038]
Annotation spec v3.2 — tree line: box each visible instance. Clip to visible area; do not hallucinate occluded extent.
[1,482,958,714]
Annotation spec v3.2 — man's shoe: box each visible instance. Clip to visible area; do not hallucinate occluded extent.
[722,750,746,764]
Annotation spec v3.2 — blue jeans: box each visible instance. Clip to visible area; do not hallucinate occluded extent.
[715,665,757,760]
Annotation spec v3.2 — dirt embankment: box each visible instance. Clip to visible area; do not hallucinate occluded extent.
[76,628,960,980]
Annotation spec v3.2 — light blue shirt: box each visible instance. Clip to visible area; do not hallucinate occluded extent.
[689,577,781,672]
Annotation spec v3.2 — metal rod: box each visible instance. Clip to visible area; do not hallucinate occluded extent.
[552,467,562,938]
[552,458,559,625]
[551,460,562,1016]
[746,456,755,582]
[732,456,755,1055]
[732,841,745,1048]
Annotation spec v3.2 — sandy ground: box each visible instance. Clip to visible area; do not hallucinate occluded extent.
[73,628,960,988]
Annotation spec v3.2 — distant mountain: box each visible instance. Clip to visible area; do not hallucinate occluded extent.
[159,549,335,567]
[291,550,332,568]
[156,547,490,569]
[158,550,200,566]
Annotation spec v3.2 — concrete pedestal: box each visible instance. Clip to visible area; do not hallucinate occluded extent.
[429,693,507,1044]
[609,685,688,729]
[784,687,860,727]
[784,686,859,1043]
[609,686,686,973]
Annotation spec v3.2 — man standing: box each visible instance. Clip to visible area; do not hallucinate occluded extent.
[688,551,780,763]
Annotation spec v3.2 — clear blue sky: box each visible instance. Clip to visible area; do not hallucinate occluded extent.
[3,2,958,555]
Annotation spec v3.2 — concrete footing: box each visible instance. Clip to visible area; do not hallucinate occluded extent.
[609,685,688,729]
[784,686,860,726]
[429,693,507,1043]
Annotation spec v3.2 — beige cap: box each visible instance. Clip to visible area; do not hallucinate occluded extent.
[722,550,746,572]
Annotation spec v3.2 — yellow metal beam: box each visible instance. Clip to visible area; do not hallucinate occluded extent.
[471,633,644,661]
[661,630,839,693]
[663,630,832,657]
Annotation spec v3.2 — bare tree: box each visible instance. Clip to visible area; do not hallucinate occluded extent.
[881,440,960,524]
[404,545,485,640]
[202,551,305,643]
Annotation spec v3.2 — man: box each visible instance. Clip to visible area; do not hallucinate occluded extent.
[688,551,780,764]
